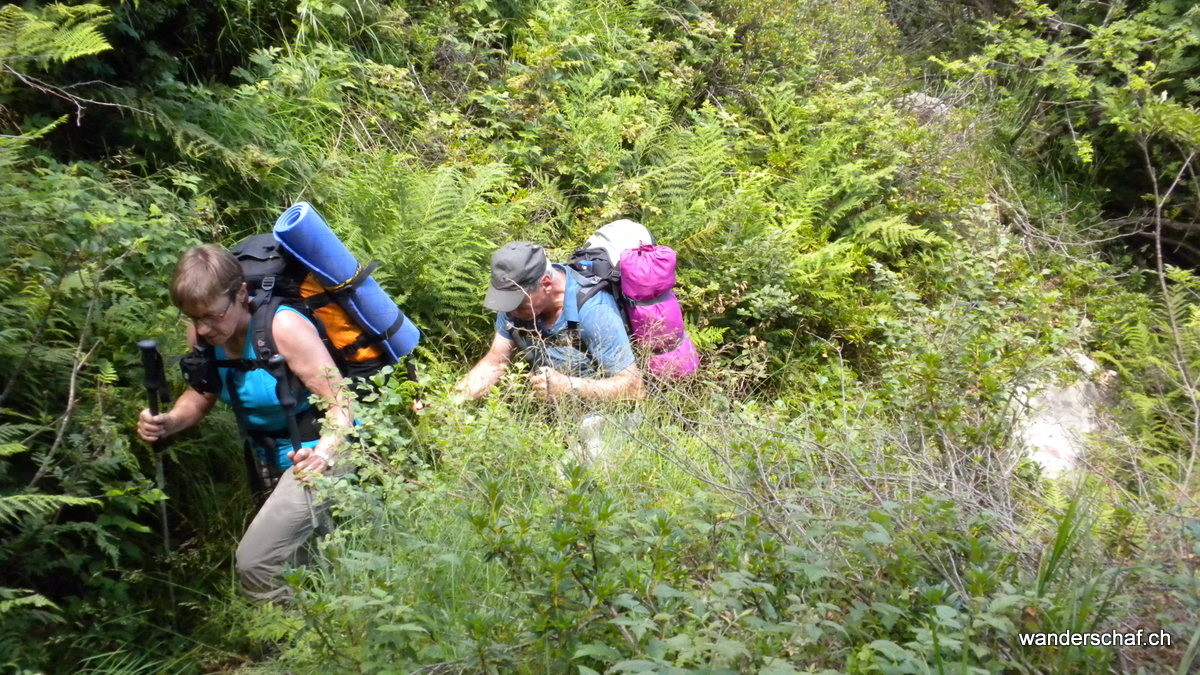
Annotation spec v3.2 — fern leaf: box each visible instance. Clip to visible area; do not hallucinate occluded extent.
[0,4,112,65]
[850,215,945,254]
[0,587,61,620]
[0,424,47,442]
[0,493,99,526]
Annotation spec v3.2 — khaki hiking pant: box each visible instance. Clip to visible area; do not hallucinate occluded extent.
[235,466,339,604]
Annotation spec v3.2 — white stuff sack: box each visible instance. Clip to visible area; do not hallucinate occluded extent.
[584,219,653,270]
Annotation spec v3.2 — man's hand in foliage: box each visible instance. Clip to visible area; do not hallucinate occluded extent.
[530,366,572,400]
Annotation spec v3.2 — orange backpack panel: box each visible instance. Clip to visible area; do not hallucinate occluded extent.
[300,274,385,362]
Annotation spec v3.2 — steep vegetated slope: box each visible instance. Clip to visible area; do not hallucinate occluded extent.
[0,0,1197,671]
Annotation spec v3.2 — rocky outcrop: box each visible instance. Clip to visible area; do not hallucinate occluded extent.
[1014,353,1116,477]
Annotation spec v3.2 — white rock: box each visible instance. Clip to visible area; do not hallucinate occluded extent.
[897,93,951,124]
[1014,354,1112,477]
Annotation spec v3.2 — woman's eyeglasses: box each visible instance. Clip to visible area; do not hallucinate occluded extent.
[181,294,237,329]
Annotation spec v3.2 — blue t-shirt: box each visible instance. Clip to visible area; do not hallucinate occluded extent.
[495,264,635,377]
[213,305,318,469]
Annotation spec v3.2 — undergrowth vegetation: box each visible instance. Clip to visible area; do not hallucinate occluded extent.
[1,0,1198,671]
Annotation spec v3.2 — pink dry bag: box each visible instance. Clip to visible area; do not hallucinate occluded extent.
[620,244,699,378]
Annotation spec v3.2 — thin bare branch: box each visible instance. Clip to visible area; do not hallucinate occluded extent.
[2,65,149,125]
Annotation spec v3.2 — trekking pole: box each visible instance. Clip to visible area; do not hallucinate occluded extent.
[138,340,177,622]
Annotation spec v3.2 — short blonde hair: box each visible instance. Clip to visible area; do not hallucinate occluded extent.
[170,244,243,314]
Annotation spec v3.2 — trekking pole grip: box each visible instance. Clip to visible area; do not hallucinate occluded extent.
[138,339,163,417]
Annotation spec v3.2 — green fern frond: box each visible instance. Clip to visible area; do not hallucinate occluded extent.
[0,4,111,65]
[641,120,736,251]
[676,219,726,253]
[1120,320,1154,356]
[773,180,838,237]
[94,360,117,385]
[850,215,945,254]
[410,168,456,229]
[0,424,46,443]
[460,163,511,205]
[791,239,870,292]
[0,587,61,620]
[630,98,673,161]
[0,116,68,156]
[0,493,99,526]
[145,105,263,176]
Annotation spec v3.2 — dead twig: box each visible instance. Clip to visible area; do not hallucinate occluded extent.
[2,65,149,125]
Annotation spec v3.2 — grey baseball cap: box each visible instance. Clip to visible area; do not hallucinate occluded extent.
[484,241,552,312]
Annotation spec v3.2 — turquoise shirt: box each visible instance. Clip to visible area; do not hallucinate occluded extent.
[214,305,318,469]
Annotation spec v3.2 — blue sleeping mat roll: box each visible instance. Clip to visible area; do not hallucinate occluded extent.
[273,202,420,361]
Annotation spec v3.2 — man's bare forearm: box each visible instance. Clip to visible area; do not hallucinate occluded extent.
[565,369,643,401]
[456,360,507,399]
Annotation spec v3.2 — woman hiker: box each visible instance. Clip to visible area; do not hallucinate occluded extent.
[135,244,352,603]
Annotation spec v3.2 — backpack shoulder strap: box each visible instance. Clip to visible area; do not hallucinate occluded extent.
[564,265,609,312]
[576,282,609,310]
[247,297,309,409]
[563,266,622,352]
[565,265,631,333]
[249,296,284,362]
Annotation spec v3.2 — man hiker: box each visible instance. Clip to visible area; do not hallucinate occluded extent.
[455,241,644,402]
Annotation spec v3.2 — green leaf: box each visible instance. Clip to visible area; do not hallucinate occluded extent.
[987,594,1025,614]
[610,660,659,673]
[868,639,912,662]
[573,642,622,661]
[651,583,687,598]
[759,658,802,675]
[376,623,428,634]
[97,515,152,534]
[934,605,958,622]
[714,637,749,661]
[862,525,892,546]
[797,563,838,583]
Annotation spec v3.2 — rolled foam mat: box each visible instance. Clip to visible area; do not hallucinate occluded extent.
[273,202,420,360]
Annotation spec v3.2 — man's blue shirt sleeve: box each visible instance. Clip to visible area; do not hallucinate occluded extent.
[579,293,635,376]
[494,312,513,339]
